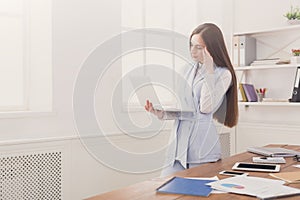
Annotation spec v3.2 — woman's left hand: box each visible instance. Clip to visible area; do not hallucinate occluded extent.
[203,47,214,74]
[145,100,164,119]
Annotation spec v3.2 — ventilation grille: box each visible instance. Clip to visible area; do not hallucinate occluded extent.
[219,132,231,158]
[0,151,62,200]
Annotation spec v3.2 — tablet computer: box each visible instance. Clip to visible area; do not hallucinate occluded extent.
[232,162,280,172]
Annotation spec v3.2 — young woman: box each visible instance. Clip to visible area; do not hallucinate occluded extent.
[145,23,238,176]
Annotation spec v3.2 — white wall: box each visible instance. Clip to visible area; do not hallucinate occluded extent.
[0,0,121,141]
[0,0,164,198]
[196,0,234,56]
[234,0,300,32]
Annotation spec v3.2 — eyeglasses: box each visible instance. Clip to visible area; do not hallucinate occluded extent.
[294,155,300,162]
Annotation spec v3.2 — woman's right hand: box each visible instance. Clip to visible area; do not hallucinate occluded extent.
[144,100,164,119]
[203,47,214,74]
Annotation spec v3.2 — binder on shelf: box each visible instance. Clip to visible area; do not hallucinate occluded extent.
[239,83,248,102]
[290,66,300,102]
[242,84,258,102]
[232,36,240,67]
[239,36,256,66]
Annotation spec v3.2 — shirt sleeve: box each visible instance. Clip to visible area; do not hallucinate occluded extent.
[161,111,178,120]
[200,70,232,113]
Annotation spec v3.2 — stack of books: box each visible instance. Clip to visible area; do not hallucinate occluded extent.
[262,98,289,102]
[250,58,290,66]
[250,58,280,66]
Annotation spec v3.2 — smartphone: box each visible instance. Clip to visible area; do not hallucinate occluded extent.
[219,170,248,176]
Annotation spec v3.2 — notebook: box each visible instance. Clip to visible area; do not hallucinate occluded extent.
[239,83,248,102]
[156,176,214,197]
[247,146,300,157]
[242,83,258,102]
[270,172,300,183]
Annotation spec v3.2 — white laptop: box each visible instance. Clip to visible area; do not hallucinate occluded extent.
[129,75,195,113]
[247,146,299,157]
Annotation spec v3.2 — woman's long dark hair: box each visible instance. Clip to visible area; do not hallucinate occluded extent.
[190,23,238,127]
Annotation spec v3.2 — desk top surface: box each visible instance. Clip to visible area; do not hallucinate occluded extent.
[86,144,300,200]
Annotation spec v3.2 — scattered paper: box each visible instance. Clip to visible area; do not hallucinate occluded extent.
[210,176,300,199]
[293,164,300,169]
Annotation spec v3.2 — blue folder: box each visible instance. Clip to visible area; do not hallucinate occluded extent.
[156,177,214,197]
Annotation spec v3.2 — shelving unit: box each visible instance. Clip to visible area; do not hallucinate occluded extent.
[231,13,300,155]
[234,25,300,107]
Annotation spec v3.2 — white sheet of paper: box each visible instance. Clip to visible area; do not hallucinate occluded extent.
[210,176,300,199]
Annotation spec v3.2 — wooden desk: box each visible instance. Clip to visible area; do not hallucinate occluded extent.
[86,144,300,200]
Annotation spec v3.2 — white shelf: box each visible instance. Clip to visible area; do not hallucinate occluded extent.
[234,64,299,71]
[233,25,300,36]
[238,102,300,107]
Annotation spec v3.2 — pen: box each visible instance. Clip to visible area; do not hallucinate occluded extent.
[263,88,266,94]
[258,88,266,94]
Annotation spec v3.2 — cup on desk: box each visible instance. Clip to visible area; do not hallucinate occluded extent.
[257,93,265,102]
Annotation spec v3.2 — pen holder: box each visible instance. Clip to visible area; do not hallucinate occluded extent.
[257,93,265,102]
